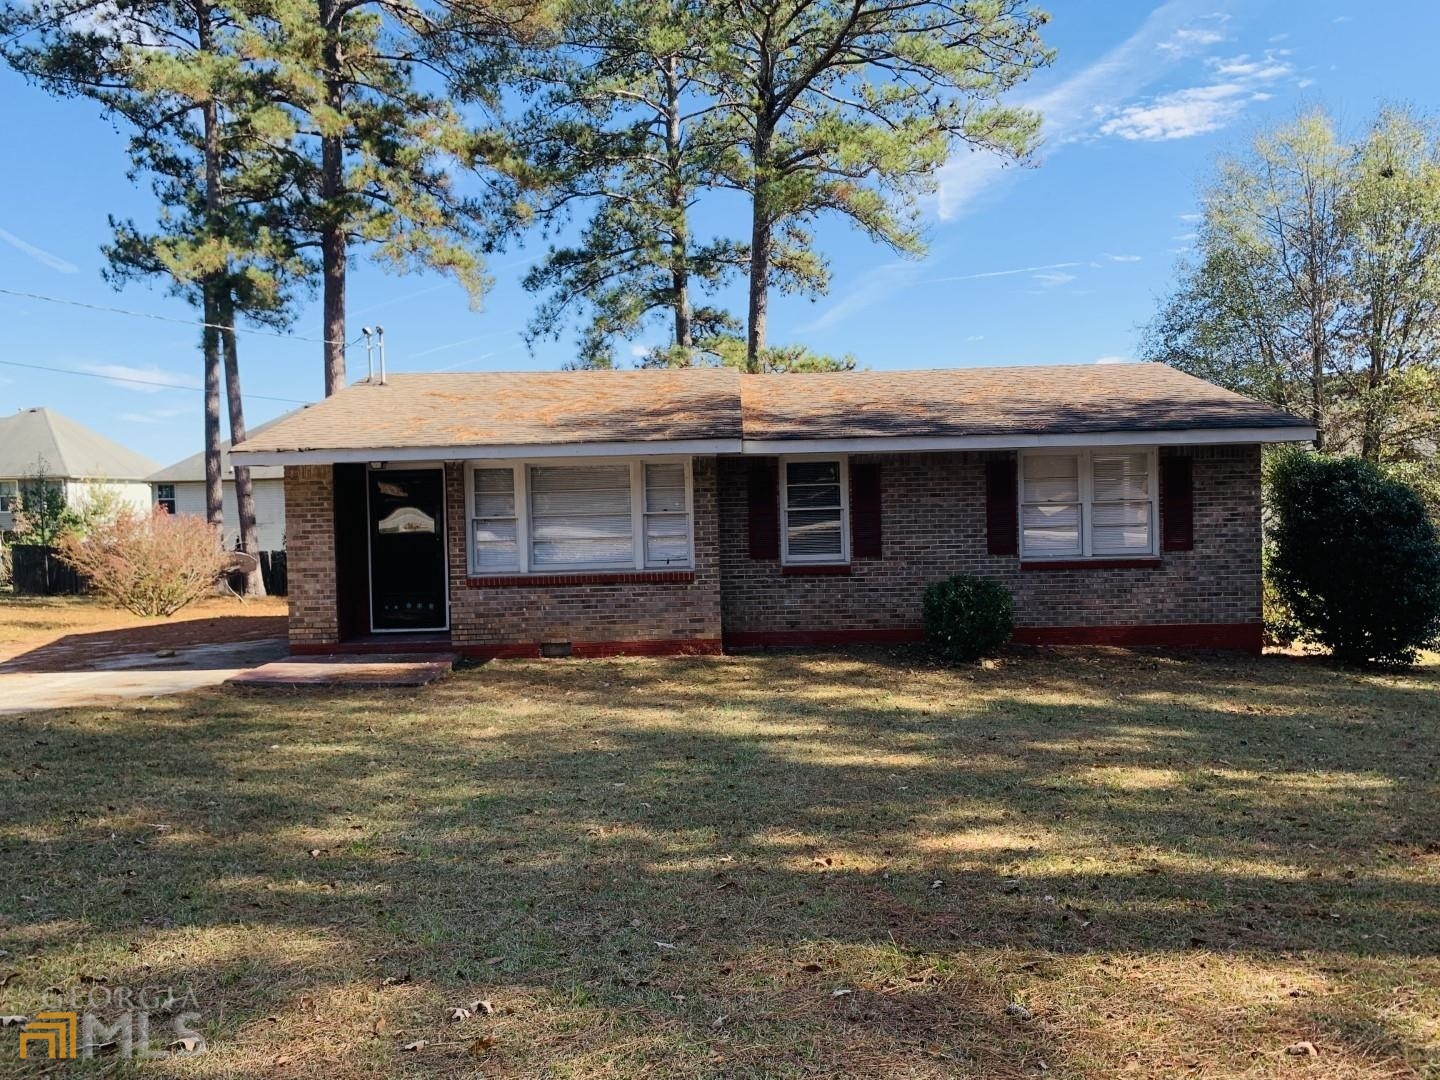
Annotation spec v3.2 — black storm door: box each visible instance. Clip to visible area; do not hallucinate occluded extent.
[368,468,447,631]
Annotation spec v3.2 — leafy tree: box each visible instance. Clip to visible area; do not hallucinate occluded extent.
[701,0,1052,367]
[504,0,746,368]
[1267,450,1440,667]
[1336,109,1440,462]
[639,335,855,371]
[1144,107,1440,463]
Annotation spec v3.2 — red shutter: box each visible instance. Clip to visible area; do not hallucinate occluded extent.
[985,458,1019,556]
[1161,455,1195,551]
[849,462,882,559]
[747,458,780,560]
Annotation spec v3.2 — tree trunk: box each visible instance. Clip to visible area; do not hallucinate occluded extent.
[201,282,224,531]
[320,0,347,396]
[746,123,774,373]
[220,296,266,597]
[1309,321,1326,453]
[663,55,692,353]
[198,13,225,530]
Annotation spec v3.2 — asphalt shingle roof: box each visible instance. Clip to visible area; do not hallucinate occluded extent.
[231,364,1312,457]
[0,407,159,480]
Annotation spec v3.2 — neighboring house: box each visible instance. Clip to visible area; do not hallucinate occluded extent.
[230,365,1316,657]
[0,407,157,533]
[147,443,286,551]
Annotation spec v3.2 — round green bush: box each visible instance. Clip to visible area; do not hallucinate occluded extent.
[922,574,1014,663]
[1267,450,1440,667]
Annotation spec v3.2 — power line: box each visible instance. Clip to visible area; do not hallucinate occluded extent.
[0,358,311,404]
[0,287,360,347]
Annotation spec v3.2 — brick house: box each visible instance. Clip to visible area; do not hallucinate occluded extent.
[229,364,1315,657]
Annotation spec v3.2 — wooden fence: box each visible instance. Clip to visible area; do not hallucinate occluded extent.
[9,545,287,597]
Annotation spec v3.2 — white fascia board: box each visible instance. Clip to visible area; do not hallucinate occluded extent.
[739,426,1317,455]
[230,438,744,466]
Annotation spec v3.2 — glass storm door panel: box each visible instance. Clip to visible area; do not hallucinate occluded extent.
[368,469,447,631]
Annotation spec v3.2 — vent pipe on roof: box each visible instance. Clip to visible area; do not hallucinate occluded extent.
[361,327,375,382]
[376,326,386,385]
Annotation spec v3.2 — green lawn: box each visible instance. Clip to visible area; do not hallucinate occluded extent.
[1,647,1437,1077]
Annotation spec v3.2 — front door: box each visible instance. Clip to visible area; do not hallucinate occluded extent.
[368,468,448,632]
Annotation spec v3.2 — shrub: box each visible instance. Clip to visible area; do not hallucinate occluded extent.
[1267,450,1440,666]
[922,574,1014,663]
[57,508,228,617]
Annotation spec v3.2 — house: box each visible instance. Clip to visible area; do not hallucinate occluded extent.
[147,443,286,551]
[229,364,1316,657]
[0,407,157,533]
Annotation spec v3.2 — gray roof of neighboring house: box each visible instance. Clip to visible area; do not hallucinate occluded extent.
[147,442,284,484]
[148,408,299,483]
[0,407,159,481]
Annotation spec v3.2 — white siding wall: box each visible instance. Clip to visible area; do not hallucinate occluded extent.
[67,479,153,516]
[162,479,287,550]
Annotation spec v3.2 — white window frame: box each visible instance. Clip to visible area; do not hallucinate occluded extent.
[1018,447,1159,561]
[464,456,695,575]
[779,454,850,566]
[0,479,16,513]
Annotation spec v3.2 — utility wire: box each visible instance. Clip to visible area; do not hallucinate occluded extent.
[0,286,361,347]
[0,358,311,404]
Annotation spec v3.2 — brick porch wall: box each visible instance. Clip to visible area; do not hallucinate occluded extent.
[283,464,340,646]
[717,445,1262,640]
[444,458,724,652]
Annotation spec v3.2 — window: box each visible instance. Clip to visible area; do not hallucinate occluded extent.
[530,464,634,569]
[0,480,16,514]
[467,459,693,575]
[1020,449,1156,559]
[155,484,176,515]
[782,458,848,564]
[472,468,519,572]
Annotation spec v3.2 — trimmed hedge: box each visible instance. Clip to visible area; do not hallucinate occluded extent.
[1267,451,1440,666]
[922,574,1014,663]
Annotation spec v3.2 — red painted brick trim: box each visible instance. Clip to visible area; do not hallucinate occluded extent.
[725,622,1263,654]
[292,638,452,656]
[1021,558,1163,571]
[457,637,724,660]
[724,628,927,648]
[782,563,853,576]
[466,570,696,588]
[1012,622,1263,653]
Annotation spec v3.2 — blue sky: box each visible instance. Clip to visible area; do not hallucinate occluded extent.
[1,0,1435,465]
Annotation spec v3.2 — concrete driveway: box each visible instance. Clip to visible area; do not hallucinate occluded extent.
[0,608,289,714]
[0,637,289,713]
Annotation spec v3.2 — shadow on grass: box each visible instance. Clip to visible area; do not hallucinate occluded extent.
[1,647,1437,1077]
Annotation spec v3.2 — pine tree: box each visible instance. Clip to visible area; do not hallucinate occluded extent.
[701,0,1052,367]
[501,0,744,367]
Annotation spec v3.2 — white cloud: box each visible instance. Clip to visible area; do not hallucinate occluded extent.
[964,334,985,342]
[1099,51,1294,142]
[1158,26,1226,54]
[120,406,190,424]
[1178,211,1202,222]
[1033,271,1077,287]
[1095,355,1136,364]
[629,344,650,358]
[796,259,1083,333]
[937,1,1235,217]
[80,363,198,393]
[1106,253,1144,262]
[0,227,77,273]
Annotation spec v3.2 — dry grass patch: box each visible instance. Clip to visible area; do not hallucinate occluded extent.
[0,646,1437,1077]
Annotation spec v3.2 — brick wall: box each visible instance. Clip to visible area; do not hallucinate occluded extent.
[445,458,724,652]
[717,445,1262,640]
[283,465,340,645]
[284,447,1262,654]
